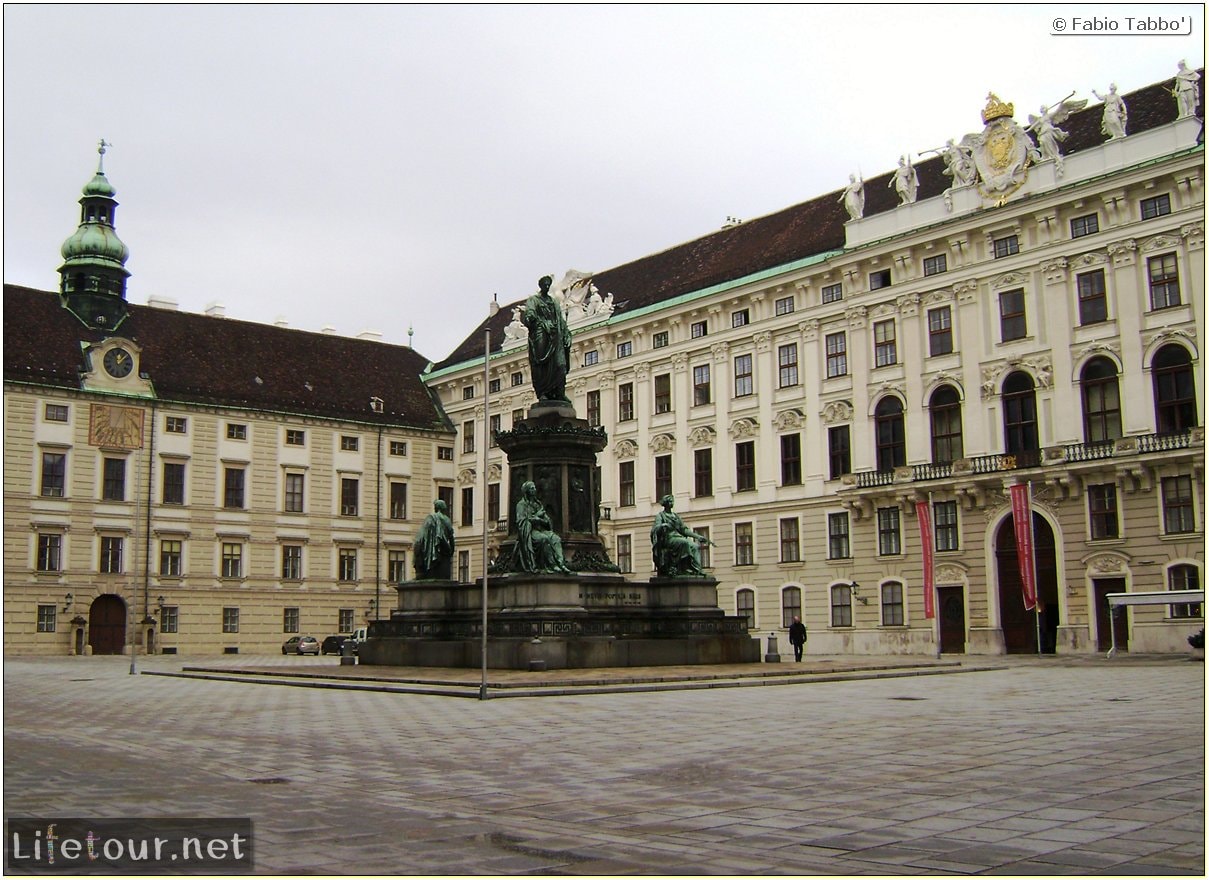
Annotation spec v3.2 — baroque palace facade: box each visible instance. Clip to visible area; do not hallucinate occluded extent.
[5,68,1204,657]
[430,71,1205,656]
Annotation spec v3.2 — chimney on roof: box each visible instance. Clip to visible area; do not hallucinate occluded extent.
[205,301,226,318]
[147,295,178,310]
[274,316,289,328]
[357,329,383,342]
[721,216,743,229]
[321,325,337,335]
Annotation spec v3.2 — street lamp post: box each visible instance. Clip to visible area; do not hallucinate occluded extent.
[480,297,498,700]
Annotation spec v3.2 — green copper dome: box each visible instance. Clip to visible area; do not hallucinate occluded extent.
[81,170,116,198]
[60,222,129,266]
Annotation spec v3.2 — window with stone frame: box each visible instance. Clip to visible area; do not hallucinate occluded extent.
[162,462,186,505]
[616,534,633,573]
[927,306,953,356]
[160,539,183,577]
[733,354,754,397]
[873,320,897,367]
[285,472,305,512]
[37,604,57,633]
[780,433,802,486]
[654,373,672,414]
[389,482,408,520]
[586,389,602,426]
[999,289,1027,341]
[778,343,799,388]
[1148,254,1181,310]
[992,234,1019,258]
[877,507,902,555]
[100,536,123,574]
[102,457,126,501]
[735,522,754,566]
[694,448,713,497]
[338,548,358,582]
[1162,475,1196,534]
[618,383,635,421]
[1088,484,1119,540]
[1140,193,1171,219]
[830,584,853,627]
[223,467,245,509]
[735,441,756,492]
[339,609,354,633]
[1152,345,1197,434]
[1168,564,1202,618]
[461,486,474,528]
[779,518,800,563]
[1077,269,1108,325]
[388,550,407,583]
[692,364,711,405]
[618,460,636,507]
[41,451,66,497]
[221,542,242,579]
[222,607,240,633]
[781,586,802,628]
[654,455,672,500]
[282,544,303,580]
[160,606,178,634]
[821,282,843,303]
[934,500,959,551]
[1070,213,1099,238]
[341,478,359,516]
[825,332,847,377]
[736,588,755,629]
[881,581,905,626]
[283,607,300,634]
[827,512,850,559]
[923,253,948,276]
[828,425,851,480]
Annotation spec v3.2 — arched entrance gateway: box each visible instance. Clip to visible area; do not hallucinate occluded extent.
[88,595,127,655]
[994,513,1059,653]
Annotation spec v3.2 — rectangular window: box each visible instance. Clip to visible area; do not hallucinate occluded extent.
[735,441,756,492]
[775,295,795,316]
[284,472,305,512]
[488,482,501,523]
[779,518,800,563]
[882,582,905,626]
[821,282,843,304]
[100,536,123,574]
[1148,254,1181,310]
[338,548,358,581]
[1077,270,1108,325]
[928,306,953,356]
[619,460,636,507]
[283,607,300,634]
[923,254,948,276]
[285,429,305,446]
[511,371,524,387]
[692,364,711,405]
[462,419,475,454]
[221,542,242,579]
[999,289,1027,341]
[992,234,1019,258]
[652,331,669,349]
[37,534,62,572]
[340,435,359,452]
[935,500,959,551]
[160,606,178,634]
[435,485,451,521]
[223,467,245,509]
[102,457,126,501]
[780,434,802,486]
[437,446,454,461]
[731,309,750,328]
[616,341,633,359]
[735,522,754,566]
[458,550,470,584]
[388,550,407,583]
[162,462,185,505]
[222,607,239,634]
[389,440,408,456]
[737,589,755,629]
[461,486,474,528]
[38,605,57,633]
[1070,213,1099,238]
[654,374,672,414]
[1088,484,1119,540]
[869,269,892,290]
[825,332,848,378]
[341,478,359,516]
[489,414,501,446]
[40,452,66,497]
[828,426,851,480]
[583,350,599,367]
[389,482,408,520]
[586,390,601,427]
[1140,193,1171,220]
[339,609,354,633]
[282,544,302,580]
[488,378,501,394]
[697,526,712,568]
[160,539,182,577]
[873,320,897,367]
[691,320,708,339]
[877,507,902,555]
[1162,476,1195,534]
[512,408,524,427]
[733,354,753,397]
[693,449,713,497]
[165,415,186,433]
[654,455,673,501]
[828,512,850,560]
[777,343,799,388]
[45,404,69,423]
[616,535,632,573]
[462,386,475,400]
[226,423,247,440]
[618,383,635,421]
[782,587,802,628]
[1169,566,1202,618]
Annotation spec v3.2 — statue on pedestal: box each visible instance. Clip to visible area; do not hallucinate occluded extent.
[414,500,454,580]
[890,156,919,206]
[513,481,572,574]
[1174,60,1200,119]
[522,275,573,405]
[839,173,864,220]
[651,495,713,578]
[1092,84,1128,140]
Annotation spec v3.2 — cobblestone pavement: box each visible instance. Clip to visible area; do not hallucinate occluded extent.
[4,654,1204,875]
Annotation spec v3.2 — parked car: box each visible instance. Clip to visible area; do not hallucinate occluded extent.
[282,636,320,655]
[321,635,349,655]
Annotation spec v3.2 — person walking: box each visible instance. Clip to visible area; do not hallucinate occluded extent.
[788,616,807,662]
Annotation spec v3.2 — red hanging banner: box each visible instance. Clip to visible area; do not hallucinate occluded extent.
[1009,484,1038,611]
[916,501,935,619]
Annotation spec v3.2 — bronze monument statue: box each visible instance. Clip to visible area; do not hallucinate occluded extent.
[413,499,454,580]
[512,481,572,574]
[522,275,573,405]
[651,495,713,578]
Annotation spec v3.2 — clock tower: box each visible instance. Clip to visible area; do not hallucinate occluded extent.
[58,140,131,331]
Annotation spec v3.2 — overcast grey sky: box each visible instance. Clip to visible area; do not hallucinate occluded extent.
[4,4,1203,364]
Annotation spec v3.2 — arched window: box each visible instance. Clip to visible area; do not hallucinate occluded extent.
[830,584,853,627]
[1002,372,1038,463]
[929,385,964,463]
[875,397,906,471]
[1081,357,1122,443]
[781,586,802,628]
[1168,564,1202,619]
[1153,345,1197,434]
[881,581,905,626]
[736,588,755,630]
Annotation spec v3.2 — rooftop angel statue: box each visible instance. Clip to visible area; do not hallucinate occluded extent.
[1028,96,1087,178]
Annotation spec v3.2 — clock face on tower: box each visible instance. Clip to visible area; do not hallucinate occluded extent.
[103,347,134,379]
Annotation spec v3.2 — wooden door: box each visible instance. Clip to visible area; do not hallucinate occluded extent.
[937,586,965,654]
[88,595,126,655]
[1093,578,1129,653]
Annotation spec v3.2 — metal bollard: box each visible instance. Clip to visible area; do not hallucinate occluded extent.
[340,638,357,666]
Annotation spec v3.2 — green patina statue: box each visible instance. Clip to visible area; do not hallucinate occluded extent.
[651,495,713,578]
[522,275,573,405]
[413,499,454,580]
[513,481,572,574]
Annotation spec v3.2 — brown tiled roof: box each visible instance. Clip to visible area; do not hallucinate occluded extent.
[436,74,1200,371]
[4,284,452,432]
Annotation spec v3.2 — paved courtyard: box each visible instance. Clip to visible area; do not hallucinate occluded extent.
[4,654,1204,875]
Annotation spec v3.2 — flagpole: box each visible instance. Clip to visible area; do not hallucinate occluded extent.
[929,491,939,658]
[1028,481,1042,657]
[481,300,498,700]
